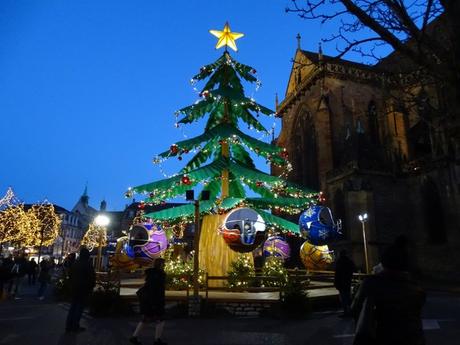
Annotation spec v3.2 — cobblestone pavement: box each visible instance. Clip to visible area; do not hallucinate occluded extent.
[0,284,459,345]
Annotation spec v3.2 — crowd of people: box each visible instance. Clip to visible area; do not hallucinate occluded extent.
[0,253,55,300]
[1,235,425,345]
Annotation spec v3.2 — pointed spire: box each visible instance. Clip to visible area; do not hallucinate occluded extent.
[80,182,89,207]
[100,199,107,211]
[275,92,279,111]
[296,33,301,50]
[318,42,323,63]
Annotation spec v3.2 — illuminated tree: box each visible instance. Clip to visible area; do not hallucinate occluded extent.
[81,223,107,251]
[262,256,288,287]
[128,24,318,232]
[0,205,27,244]
[24,203,61,247]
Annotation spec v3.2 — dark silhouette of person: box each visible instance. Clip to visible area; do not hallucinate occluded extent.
[351,240,425,345]
[38,258,51,300]
[334,249,356,317]
[130,258,167,345]
[27,258,38,285]
[65,247,95,333]
[63,253,76,278]
[9,254,27,299]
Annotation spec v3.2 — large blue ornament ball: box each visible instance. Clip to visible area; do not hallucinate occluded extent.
[263,236,290,261]
[299,206,341,245]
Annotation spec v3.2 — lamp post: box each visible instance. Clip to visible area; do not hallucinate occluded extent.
[94,214,110,271]
[358,213,369,274]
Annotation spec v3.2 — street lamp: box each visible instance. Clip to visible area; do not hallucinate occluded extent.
[94,214,110,271]
[358,212,369,274]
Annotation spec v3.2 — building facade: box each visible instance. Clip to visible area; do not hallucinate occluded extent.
[274,42,460,281]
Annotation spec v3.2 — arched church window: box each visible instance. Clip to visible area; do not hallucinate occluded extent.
[367,101,380,146]
[421,178,446,244]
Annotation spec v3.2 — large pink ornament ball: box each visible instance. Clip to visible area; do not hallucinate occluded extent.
[263,236,291,261]
[127,222,168,263]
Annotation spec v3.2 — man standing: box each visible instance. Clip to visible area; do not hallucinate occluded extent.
[334,249,356,317]
[65,247,95,332]
[27,258,38,285]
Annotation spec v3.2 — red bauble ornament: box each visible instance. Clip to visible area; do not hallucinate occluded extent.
[138,202,145,210]
[181,175,191,185]
[251,69,256,74]
[280,150,289,159]
[256,181,263,187]
[170,144,179,155]
[160,200,166,205]
[149,192,155,198]
[178,156,183,161]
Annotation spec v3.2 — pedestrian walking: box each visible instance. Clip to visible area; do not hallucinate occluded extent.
[0,256,13,299]
[9,254,27,299]
[130,258,167,345]
[65,247,96,333]
[334,249,356,317]
[27,258,38,285]
[37,258,51,300]
[351,241,425,345]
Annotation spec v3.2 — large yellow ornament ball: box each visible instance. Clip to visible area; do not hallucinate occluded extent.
[299,241,333,270]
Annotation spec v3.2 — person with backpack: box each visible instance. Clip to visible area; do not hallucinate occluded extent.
[130,258,167,345]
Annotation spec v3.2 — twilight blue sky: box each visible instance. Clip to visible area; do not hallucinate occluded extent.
[0,0,379,211]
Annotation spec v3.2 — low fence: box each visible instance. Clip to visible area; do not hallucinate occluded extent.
[100,269,368,299]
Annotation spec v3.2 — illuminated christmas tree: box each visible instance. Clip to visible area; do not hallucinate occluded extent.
[127,23,317,233]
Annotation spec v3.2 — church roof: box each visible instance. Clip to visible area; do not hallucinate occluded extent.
[299,50,376,71]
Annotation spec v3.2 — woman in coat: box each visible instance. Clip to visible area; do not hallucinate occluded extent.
[130,258,167,345]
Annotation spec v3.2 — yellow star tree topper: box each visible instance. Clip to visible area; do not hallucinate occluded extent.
[209,22,244,51]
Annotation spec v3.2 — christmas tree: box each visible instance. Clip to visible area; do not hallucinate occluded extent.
[127,23,317,233]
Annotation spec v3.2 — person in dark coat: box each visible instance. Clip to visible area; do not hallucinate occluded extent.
[37,258,51,300]
[351,242,425,345]
[9,254,27,299]
[65,247,96,333]
[27,258,38,285]
[130,258,167,345]
[334,249,356,317]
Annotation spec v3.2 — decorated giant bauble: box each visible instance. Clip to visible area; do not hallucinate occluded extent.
[299,206,341,245]
[126,222,168,262]
[299,241,333,270]
[219,208,266,253]
[110,237,140,271]
[263,236,290,261]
